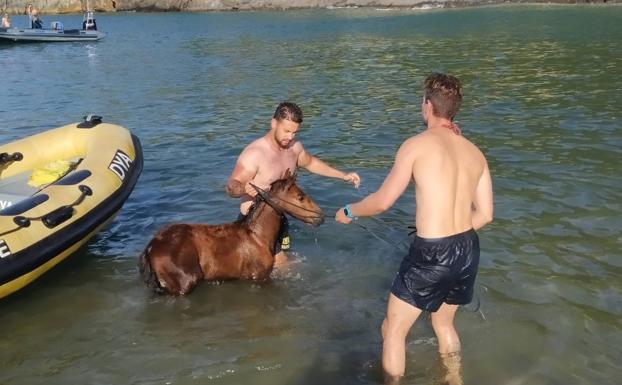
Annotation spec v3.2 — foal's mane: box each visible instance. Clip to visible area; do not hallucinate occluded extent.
[241,173,296,224]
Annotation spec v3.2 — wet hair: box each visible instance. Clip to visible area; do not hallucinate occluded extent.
[423,73,463,120]
[273,102,303,124]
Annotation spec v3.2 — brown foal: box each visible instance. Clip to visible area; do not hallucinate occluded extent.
[139,171,324,295]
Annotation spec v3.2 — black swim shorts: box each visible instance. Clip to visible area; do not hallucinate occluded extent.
[237,213,290,254]
[391,229,480,312]
[274,215,290,254]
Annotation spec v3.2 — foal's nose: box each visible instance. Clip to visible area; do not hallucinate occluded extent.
[314,215,325,226]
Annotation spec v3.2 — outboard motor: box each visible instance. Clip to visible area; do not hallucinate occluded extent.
[51,21,64,30]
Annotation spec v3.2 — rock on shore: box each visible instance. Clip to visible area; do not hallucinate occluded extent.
[2,0,618,14]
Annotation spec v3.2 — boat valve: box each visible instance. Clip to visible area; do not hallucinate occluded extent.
[13,216,31,228]
[78,114,103,128]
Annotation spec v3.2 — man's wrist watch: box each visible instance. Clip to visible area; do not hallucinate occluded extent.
[343,204,355,219]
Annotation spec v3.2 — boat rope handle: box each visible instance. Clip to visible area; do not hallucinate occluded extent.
[0,184,93,236]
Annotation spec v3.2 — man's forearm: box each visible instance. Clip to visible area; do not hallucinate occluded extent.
[305,157,345,179]
[225,180,245,198]
[349,193,388,217]
[472,210,493,231]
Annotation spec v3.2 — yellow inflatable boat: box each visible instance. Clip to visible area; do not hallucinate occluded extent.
[0,116,143,299]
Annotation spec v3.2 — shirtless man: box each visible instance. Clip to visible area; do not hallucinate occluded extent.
[226,102,361,264]
[25,4,42,29]
[1,13,11,28]
[335,73,493,383]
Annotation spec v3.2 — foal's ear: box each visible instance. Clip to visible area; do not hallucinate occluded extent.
[284,168,296,181]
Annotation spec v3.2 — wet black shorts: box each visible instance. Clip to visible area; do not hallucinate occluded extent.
[391,229,480,312]
[237,213,289,254]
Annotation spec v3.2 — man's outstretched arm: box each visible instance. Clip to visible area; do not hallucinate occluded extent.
[297,146,361,188]
[335,139,416,222]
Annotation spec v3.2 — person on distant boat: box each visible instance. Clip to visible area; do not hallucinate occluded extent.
[1,13,11,28]
[82,17,97,31]
[25,4,42,29]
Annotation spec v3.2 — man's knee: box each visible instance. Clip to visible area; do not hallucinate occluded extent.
[381,316,409,341]
[383,371,403,384]
[381,318,388,339]
[430,315,454,330]
[274,251,288,266]
[430,304,458,327]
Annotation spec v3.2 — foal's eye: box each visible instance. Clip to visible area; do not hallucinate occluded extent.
[298,194,304,202]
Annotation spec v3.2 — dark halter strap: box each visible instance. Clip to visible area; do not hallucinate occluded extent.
[249,183,324,221]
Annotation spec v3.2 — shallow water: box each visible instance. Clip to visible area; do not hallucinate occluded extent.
[1,5,621,385]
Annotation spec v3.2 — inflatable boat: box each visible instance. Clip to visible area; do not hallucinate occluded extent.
[0,11,104,43]
[0,27,104,42]
[0,116,142,299]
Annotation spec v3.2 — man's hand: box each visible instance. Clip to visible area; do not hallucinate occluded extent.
[343,172,361,188]
[335,208,352,224]
[245,182,258,197]
[225,179,245,198]
[225,179,260,198]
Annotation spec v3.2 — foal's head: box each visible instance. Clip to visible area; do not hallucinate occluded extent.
[263,170,324,226]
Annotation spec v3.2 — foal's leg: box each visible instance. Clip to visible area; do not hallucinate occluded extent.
[149,226,204,295]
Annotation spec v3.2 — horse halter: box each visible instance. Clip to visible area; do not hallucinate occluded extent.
[249,183,325,221]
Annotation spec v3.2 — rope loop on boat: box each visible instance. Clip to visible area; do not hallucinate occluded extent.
[0,184,93,236]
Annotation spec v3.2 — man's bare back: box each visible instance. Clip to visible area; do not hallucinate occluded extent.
[409,128,487,238]
[335,126,491,237]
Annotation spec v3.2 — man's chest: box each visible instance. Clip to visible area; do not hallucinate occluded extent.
[258,150,298,179]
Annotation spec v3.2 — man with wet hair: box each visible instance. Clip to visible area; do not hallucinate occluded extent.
[227,101,361,265]
[336,73,493,383]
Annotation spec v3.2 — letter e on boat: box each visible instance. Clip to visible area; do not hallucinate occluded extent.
[0,240,11,259]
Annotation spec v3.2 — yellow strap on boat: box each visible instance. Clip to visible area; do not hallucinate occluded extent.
[28,160,73,187]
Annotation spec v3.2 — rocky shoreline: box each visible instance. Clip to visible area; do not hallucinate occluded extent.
[1,0,619,15]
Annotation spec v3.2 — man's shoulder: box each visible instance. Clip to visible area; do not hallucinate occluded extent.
[239,139,268,162]
[243,136,268,152]
[459,134,487,160]
[289,139,305,154]
[392,135,427,164]
[401,133,429,149]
